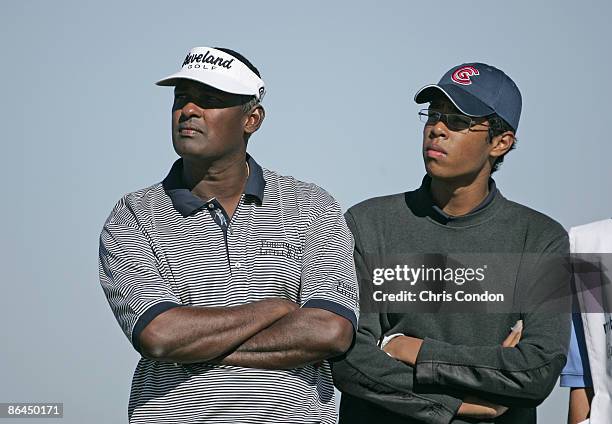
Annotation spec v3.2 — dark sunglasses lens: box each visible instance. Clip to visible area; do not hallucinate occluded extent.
[428,112,441,125]
[174,93,250,110]
[446,114,472,131]
[420,111,440,125]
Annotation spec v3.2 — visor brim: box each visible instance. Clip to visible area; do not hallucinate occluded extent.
[156,71,259,98]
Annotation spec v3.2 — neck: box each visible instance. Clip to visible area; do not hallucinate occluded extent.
[429,170,491,217]
[182,153,248,204]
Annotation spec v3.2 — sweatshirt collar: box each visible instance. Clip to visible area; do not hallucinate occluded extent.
[417,175,499,225]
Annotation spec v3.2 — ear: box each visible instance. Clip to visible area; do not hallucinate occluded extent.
[489,131,515,160]
[244,105,265,136]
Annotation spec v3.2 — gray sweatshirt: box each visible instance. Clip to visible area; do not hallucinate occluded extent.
[332,177,571,424]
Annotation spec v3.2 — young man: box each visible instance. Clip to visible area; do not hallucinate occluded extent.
[98,46,359,423]
[332,63,571,423]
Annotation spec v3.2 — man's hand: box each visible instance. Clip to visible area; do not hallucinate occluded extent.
[457,396,510,419]
[502,319,523,348]
[383,335,423,366]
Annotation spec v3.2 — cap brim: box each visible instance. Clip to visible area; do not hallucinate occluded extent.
[156,70,256,97]
[414,84,494,117]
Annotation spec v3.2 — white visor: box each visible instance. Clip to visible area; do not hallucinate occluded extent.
[156,47,266,101]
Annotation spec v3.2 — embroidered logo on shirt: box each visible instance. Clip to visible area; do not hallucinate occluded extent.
[335,279,358,301]
[258,240,303,261]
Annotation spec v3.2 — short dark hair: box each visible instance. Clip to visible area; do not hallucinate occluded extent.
[214,47,261,111]
[214,47,261,78]
[487,115,516,173]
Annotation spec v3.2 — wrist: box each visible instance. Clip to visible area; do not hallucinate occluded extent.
[379,333,404,351]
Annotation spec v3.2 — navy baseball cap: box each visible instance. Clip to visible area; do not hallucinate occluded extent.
[414,63,522,132]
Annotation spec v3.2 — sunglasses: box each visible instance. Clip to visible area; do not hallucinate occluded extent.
[418,109,489,132]
[173,91,253,110]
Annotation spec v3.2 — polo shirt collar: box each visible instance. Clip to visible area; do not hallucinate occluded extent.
[244,154,265,200]
[162,154,266,217]
[419,174,498,223]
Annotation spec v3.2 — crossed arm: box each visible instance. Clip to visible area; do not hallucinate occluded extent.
[137,200,357,367]
[100,193,358,370]
[333,212,571,422]
[138,299,354,369]
[382,321,524,420]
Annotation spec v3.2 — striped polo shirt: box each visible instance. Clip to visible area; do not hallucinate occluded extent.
[98,155,359,424]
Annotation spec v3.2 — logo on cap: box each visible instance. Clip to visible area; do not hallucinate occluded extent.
[182,50,234,70]
[451,66,480,85]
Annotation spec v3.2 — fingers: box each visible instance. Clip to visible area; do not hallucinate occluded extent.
[511,319,523,333]
[458,396,509,419]
[502,320,523,347]
[502,331,520,347]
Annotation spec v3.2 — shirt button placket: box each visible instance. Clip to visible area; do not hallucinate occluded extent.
[228,223,246,277]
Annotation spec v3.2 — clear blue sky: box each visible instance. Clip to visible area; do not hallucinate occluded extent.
[2,0,610,422]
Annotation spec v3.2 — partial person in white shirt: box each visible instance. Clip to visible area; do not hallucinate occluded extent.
[561,219,612,424]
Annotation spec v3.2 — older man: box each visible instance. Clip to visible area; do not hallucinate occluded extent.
[99,46,358,423]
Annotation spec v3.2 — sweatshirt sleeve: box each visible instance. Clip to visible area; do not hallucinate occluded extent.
[331,211,462,424]
[414,234,571,408]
